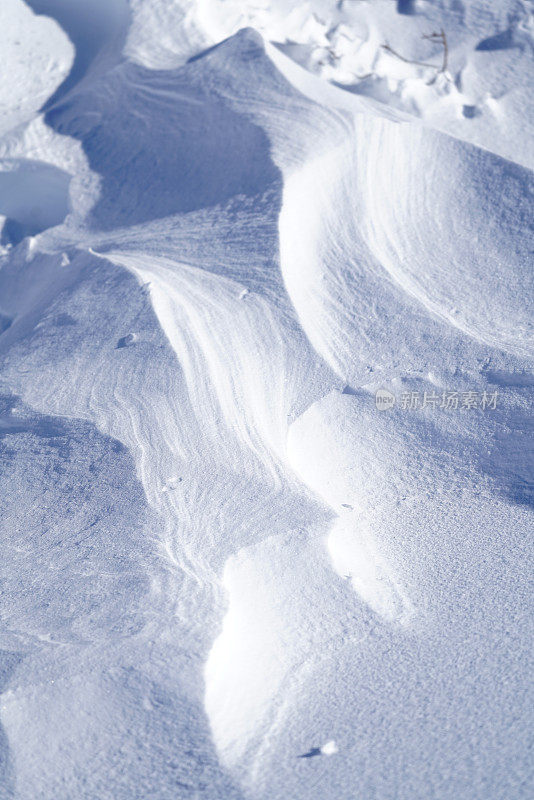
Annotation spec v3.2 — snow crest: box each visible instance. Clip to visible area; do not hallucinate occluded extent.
[0,3,532,799]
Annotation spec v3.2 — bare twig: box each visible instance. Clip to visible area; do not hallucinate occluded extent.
[381,29,449,77]
[381,44,438,69]
[421,29,448,72]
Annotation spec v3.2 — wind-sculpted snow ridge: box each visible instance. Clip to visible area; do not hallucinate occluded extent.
[278,101,534,377]
[193,0,534,168]
[0,6,533,800]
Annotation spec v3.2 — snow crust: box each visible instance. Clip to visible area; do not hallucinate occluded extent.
[0,1,532,798]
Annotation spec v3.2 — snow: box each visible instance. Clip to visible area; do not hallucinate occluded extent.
[193,0,534,167]
[320,740,338,756]
[0,159,71,246]
[0,1,532,798]
[0,0,73,136]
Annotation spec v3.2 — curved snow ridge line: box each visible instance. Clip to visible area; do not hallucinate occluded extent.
[204,525,368,774]
[3,246,217,592]
[84,326,269,591]
[102,250,300,482]
[83,340,211,590]
[197,5,534,169]
[5,245,326,599]
[277,141,351,379]
[286,392,416,626]
[278,110,533,379]
[277,137,452,381]
[264,36,408,126]
[354,117,534,358]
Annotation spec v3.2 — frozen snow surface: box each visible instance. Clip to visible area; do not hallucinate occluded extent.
[0,1,533,798]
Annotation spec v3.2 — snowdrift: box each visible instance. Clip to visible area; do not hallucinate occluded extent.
[0,3,532,799]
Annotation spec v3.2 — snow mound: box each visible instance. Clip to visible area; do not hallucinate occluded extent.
[0,3,532,799]
[0,0,73,136]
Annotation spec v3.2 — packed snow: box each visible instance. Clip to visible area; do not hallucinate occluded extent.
[0,1,532,798]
